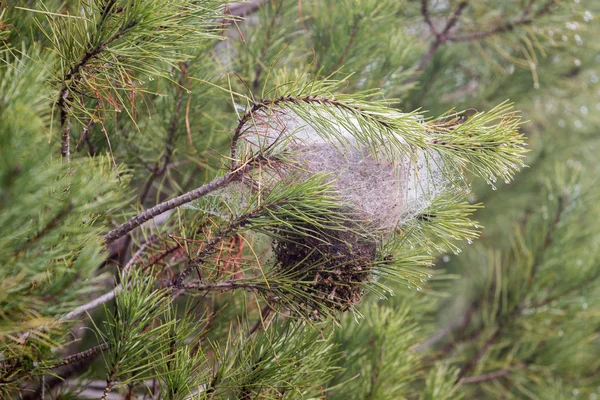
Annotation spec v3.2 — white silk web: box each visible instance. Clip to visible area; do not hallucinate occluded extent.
[238,105,449,230]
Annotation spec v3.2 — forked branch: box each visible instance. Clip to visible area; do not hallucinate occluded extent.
[406,0,557,85]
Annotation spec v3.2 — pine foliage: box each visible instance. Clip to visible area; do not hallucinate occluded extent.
[1,0,599,399]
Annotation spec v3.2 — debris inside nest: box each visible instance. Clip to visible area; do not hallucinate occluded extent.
[272,221,377,316]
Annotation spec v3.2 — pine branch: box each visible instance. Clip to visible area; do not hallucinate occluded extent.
[59,88,72,161]
[406,0,468,85]
[59,241,148,322]
[438,1,469,39]
[420,0,439,36]
[182,280,269,292]
[332,11,364,72]
[101,369,117,400]
[461,363,525,384]
[227,0,270,19]
[103,172,239,244]
[248,304,273,336]
[252,0,284,90]
[172,196,289,288]
[11,242,150,365]
[55,342,110,368]
[20,355,101,400]
[62,20,137,85]
[454,198,566,385]
[139,63,189,204]
[405,0,557,85]
[234,93,525,186]
[454,328,501,384]
[56,8,138,160]
[447,0,556,41]
[230,94,392,167]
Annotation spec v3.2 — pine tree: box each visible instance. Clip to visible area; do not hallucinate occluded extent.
[1,0,598,399]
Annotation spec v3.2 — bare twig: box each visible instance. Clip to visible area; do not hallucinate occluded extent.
[454,328,501,384]
[439,1,469,38]
[227,0,269,19]
[63,289,121,323]
[405,0,557,86]
[448,0,556,41]
[412,302,476,353]
[461,363,526,384]
[420,0,439,36]
[103,172,238,244]
[454,200,566,385]
[59,89,72,162]
[332,11,364,71]
[55,342,110,368]
[139,63,189,204]
[404,1,468,85]
[61,243,149,322]
[252,0,284,90]
[20,351,103,400]
[183,280,268,292]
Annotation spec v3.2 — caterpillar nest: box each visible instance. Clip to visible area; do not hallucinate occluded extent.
[238,104,449,313]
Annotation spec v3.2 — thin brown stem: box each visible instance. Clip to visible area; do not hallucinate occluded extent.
[448,0,555,41]
[421,0,439,36]
[248,304,273,336]
[454,328,501,384]
[454,199,566,385]
[20,351,102,400]
[252,0,284,90]
[173,215,254,287]
[403,1,468,85]
[439,1,469,38]
[140,63,189,205]
[332,11,364,71]
[405,0,556,86]
[172,195,287,288]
